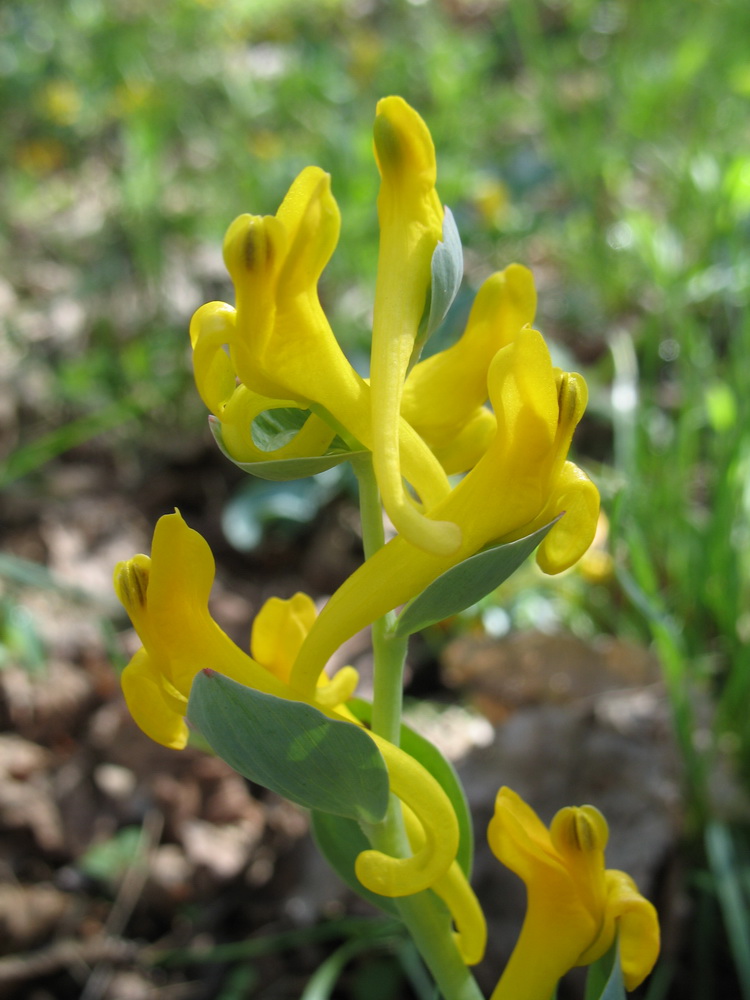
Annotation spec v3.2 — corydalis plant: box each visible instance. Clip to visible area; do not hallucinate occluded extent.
[115,97,658,1000]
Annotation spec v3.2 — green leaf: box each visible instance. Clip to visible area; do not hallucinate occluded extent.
[188,672,389,823]
[209,416,368,482]
[310,810,399,917]
[393,518,560,638]
[705,821,750,999]
[348,699,473,878]
[412,206,463,364]
[584,939,626,1000]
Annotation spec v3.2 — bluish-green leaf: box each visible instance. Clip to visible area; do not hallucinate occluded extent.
[393,518,560,638]
[310,810,400,917]
[412,206,463,364]
[188,672,389,823]
[209,416,367,482]
[348,698,473,878]
[584,939,626,1000]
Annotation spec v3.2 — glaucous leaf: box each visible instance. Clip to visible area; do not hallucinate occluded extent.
[188,672,389,823]
[412,206,463,364]
[584,940,626,1000]
[393,518,560,638]
[310,811,400,917]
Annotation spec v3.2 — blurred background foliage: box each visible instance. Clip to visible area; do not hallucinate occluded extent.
[2,0,750,994]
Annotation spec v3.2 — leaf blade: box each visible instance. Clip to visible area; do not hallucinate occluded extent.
[393,518,561,638]
[188,672,389,823]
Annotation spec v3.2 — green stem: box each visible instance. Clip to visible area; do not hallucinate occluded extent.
[353,456,485,1000]
[353,455,407,744]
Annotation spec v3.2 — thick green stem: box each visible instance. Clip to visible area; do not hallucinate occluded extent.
[353,456,485,1000]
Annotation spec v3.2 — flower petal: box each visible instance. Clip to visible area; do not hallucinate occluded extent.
[402,265,536,466]
[251,592,317,684]
[121,648,189,750]
[370,97,461,555]
[354,733,458,897]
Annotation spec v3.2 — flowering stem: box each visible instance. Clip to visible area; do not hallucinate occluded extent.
[353,455,407,744]
[353,455,485,1000]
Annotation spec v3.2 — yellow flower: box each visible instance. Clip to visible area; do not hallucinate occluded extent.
[191,165,455,527]
[114,512,474,908]
[291,328,599,697]
[113,511,355,750]
[487,788,660,1000]
[401,263,537,474]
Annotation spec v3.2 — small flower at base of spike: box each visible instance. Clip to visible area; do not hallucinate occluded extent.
[487,787,660,1000]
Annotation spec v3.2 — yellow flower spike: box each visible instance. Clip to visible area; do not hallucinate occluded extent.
[402,265,537,473]
[291,329,598,698]
[206,166,453,512]
[402,806,487,966]
[114,513,356,749]
[354,732,459,897]
[487,788,659,1000]
[370,96,462,555]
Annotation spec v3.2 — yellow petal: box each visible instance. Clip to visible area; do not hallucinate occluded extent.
[403,805,487,965]
[190,301,238,415]
[120,648,189,750]
[275,165,342,296]
[534,463,601,574]
[603,870,660,990]
[487,787,564,883]
[220,387,337,465]
[354,733,458,897]
[370,97,460,555]
[250,592,317,684]
[489,328,559,452]
[401,265,536,466]
[115,514,294,720]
